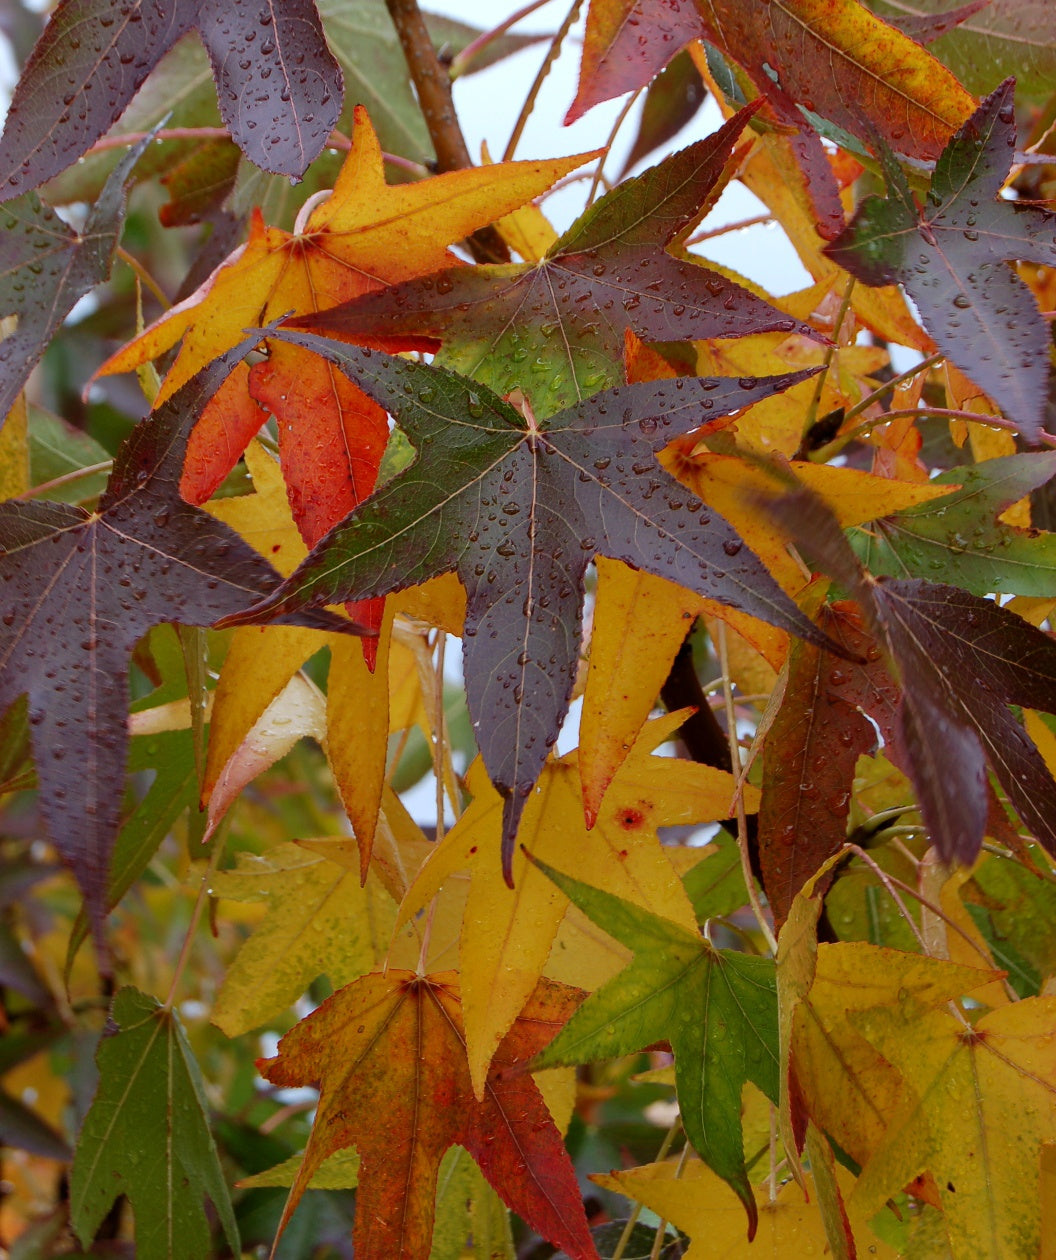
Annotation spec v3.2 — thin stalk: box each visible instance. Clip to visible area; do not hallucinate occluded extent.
[586,88,643,207]
[117,246,170,310]
[813,405,1019,462]
[163,829,226,1011]
[19,460,112,500]
[448,0,552,79]
[686,214,773,246]
[801,275,855,440]
[716,622,778,955]
[840,350,944,426]
[503,0,583,161]
[610,1118,683,1260]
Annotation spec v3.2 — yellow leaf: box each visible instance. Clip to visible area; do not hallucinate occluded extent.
[211,843,393,1037]
[791,942,1004,1171]
[580,557,699,823]
[98,110,593,401]
[850,997,1056,1257]
[594,1158,834,1256]
[396,719,748,1097]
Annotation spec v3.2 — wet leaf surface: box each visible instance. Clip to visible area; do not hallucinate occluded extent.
[827,81,1056,441]
[290,106,813,420]
[0,343,354,946]
[0,137,148,427]
[0,0,342,194]
[218,332,833,871]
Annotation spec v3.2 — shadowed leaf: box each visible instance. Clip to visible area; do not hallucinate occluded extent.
[217,334,836,874]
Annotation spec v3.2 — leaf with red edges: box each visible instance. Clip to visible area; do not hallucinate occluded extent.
[259,970,597,1260]
[218,334,837,876]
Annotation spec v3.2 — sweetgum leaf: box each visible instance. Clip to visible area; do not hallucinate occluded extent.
[289,105,815,419]
[566,0,707,125]
[218,331,835,874]
[853,453,1056,596]
[528,857,779,1240]
[762,486,1056,865]
[827,80,1056,441]
[70,987,239,1259]
[0,135,149,427]
[0,341,354,950]
[759,602,877,926]
[0,0,342,194]
[259,971,597,1260]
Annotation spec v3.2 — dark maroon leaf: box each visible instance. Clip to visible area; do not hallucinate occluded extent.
[287,104,816,421]
[0,0,342,195]
[758,482,1056,865]
[826,80,1056,441]
[0,340,356,952]
[0,136,149,428]
[218,331,838,878]
[759,601,877,925]
[566,0,707,125]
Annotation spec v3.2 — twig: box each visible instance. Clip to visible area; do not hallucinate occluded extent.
[586,88,642,207]
[686,213,774,246]
[384,0,510,262]
[163,828,227,1011]
[504,0,583,161]
[18,460,113,500]
[801,274,855,440]
[448,0,551,79]
[117,246,170,310]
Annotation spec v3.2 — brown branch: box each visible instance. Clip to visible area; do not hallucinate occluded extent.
[384,0,510,263]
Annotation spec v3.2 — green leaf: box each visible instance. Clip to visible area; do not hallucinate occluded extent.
[681,831,748,924]
[852,453,1056,595]
[70,987,239,1259]
[528,858,778,1239]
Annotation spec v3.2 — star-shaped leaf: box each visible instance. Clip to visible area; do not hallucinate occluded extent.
[69,986,239,1260]
[259,970,597,1260]
[394,712,750,1097]
[0,341,353,948]
[850,996,1056,1257]
[827,80,1056,441]
[0,135,148,426]
[288,104,816,419]
[529,858,779,1239]
[218,330,835,871]
[100,110,590,655]
[0,0,342,192]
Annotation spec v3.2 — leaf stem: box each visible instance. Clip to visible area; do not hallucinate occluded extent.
[716,622,778,955]
[18,460,113,499]
[814,405,1023,462]
[686,214,774,246]
[447,0,551,79]
[503,0,583,161]
[840,350,944,426]
[585,88,643,208]
[610,1117,683,1260]
[801,274,855,440]
[163,830,227,1011]
[117,246,170,310]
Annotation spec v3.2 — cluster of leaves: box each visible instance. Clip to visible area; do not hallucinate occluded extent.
[1,0,1056,1257]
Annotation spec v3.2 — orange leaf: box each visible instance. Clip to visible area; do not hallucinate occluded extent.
[261,971,597,1260]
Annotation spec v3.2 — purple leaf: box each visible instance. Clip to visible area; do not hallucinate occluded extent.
[0,340,356,953]
[217,332,836,878]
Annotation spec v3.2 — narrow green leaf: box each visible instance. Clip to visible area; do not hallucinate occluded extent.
[70,987,239,1260]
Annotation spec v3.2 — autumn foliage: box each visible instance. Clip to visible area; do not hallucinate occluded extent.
[1,1,1056,1257]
